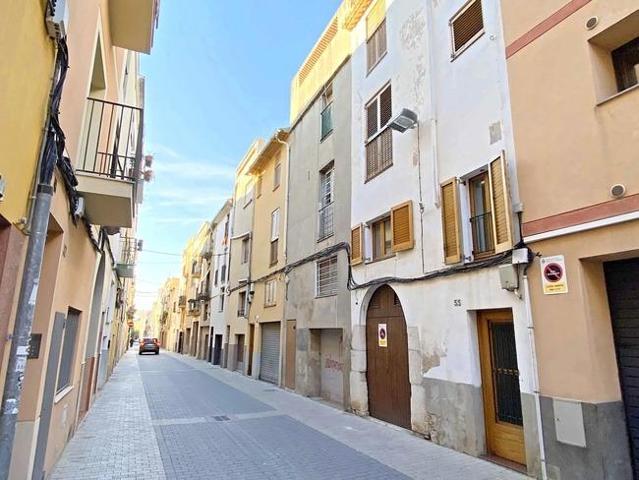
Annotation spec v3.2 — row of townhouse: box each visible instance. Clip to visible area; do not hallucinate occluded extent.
[157,0,639,478]
[0,1,159,478]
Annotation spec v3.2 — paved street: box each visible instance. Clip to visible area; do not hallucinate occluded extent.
[52,350,527,480]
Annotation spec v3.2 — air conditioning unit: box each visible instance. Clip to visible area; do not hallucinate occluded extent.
[46,0,69,40]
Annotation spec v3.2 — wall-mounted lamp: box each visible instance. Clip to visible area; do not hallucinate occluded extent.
[389,108,418,133]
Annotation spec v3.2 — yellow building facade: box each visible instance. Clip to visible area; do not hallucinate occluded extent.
[247,131,289,384]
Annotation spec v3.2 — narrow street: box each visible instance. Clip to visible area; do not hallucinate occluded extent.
[51,349,525,480]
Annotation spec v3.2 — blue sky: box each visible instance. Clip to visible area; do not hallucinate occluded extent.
[136,0,342,308]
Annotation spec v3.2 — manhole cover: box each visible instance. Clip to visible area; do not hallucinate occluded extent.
[213,415,230,422]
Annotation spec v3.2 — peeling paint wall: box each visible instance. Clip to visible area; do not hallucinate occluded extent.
[347,0,538,471]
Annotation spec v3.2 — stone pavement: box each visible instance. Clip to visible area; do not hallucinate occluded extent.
[50,349,165,480]
[51,349,528,480]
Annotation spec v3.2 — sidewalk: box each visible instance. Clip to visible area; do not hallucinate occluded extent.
[50,349,166,480]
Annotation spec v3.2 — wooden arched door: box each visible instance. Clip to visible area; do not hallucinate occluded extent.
[366,285,411,429]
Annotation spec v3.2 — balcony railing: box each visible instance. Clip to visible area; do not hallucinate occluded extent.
[470,212,494,256]
[79,98,143,182]
[318,203,334,240]
[116,236,138,278]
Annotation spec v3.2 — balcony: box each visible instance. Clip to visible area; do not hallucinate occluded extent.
[76,98,143,228]
[116,236,138,278]
[178,295,186,308]
[109,0,159,54]
[187,299,201,316]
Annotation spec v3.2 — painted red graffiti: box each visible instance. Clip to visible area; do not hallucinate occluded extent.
[324,358,343,371]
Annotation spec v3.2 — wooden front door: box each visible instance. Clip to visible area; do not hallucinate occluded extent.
[285,320,296,389]
[366,285,411,429]
[478,309,526,465]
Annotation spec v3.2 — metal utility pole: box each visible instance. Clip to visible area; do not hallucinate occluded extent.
[0,184,53,477]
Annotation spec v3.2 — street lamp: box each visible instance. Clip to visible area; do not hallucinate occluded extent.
[389,108,418,133]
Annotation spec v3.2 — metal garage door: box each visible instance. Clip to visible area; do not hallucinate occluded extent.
[260,322,281,384]
[605,257,639,477]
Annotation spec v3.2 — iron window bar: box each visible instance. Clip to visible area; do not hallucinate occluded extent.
[469,211,494,256]
[318,202,335,240]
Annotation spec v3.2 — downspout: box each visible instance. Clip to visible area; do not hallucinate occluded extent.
[523,266,548,480]
[274,130,291,296]
[274,129,290,386]
[425,0,440,210]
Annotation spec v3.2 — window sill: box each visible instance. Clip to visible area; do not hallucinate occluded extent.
[317,232,334,243]
[273,185,280,192]
[54,385,74,404]
[365,254,395,265]
[367,50,387,76]
[315,292,338,299]
[264,303,276,308]
[450,30,485,62]
[364,162,393,183]
[320,130,334,143]
[596,83,639,107]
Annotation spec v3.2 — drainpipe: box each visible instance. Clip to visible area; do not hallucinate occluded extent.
[274,130,291,301]
[0,183,54,477]
[523,270,548,480]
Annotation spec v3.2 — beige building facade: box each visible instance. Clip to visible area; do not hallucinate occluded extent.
[503,1,639,478]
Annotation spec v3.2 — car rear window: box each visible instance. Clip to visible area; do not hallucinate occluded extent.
[143,338,154,344]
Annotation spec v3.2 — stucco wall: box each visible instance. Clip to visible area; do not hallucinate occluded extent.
[286,57,352,406]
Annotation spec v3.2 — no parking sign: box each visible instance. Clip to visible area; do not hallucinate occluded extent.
[378,324,387,348]
[540,255,568,295]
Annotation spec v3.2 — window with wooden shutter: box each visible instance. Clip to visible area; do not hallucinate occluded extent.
[365,84,393,181]
[441,179,462,264]
[351,224,363,265]
[391,201,414,252]
[487,154,512,253]
[367,0,387,71]
[450,0,484,56]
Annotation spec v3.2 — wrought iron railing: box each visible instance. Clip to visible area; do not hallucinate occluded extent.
[470,212,494,256]
[119,236,138,266]
[79,97,143,181]
[318,202,334,240]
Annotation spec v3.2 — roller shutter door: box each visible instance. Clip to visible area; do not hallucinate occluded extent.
[260,323,280,384]
[605,257,639,476]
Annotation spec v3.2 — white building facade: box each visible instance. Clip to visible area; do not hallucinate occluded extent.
[209,199,233,366]
[348,0,541,475]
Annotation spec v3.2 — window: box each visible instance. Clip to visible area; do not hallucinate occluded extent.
[612,36,639,92]
[214,269,219,286]
[218,293,225,312]
[270,209,279,265]
[271,209,280,240]
[372,216,392,260]
[316,255,338,297]
[367,0,387,71]
[238,291,247,317]
[440,155,512,264]
[365,84,393,181]
[265,279,277,307]
[273,163,281,190]
[243,180,254,207]
[468,172,494,256]
[270,240,279,265]
[57,309,80,393]
[318,166,334,240]
[241,237,250,264]
[450,0,484,57]
[256,174,263,197]
[321,84,333,140]
[221,264,227,283]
